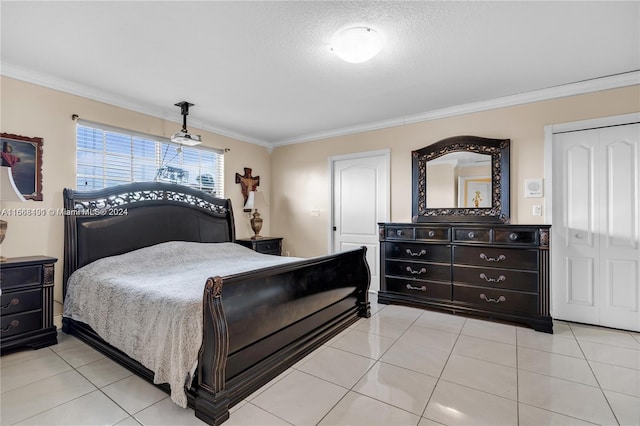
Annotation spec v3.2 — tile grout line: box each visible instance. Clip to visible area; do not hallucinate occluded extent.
[570,324,622,426]
[418,314,467,423]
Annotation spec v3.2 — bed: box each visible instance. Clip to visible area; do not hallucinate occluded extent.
[61,182,370,425]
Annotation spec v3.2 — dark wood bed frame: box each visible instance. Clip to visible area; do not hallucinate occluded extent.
[61,182,370,425]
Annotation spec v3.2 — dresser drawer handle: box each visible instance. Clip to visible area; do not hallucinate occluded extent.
[479,273,506,283]
[396,230,404,236]
[1,298,20,309]
[479,294,506,304]
[509,233,519,241]
[1,320,19,333]
[468,231,475,239]
[479,253,506,262]
[406,267,427,275]
[406,284,427,292]
[406,249,427,257]
[428,230,435,238]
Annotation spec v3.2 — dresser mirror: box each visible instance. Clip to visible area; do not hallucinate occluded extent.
[412,135,510,223]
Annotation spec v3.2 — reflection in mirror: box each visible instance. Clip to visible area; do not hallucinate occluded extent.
[426,152,491,208]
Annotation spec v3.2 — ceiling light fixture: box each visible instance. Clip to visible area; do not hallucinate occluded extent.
[331,27,383,64]
[171,101,201,146]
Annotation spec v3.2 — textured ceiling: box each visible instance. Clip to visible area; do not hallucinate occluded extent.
[1,1,639,146]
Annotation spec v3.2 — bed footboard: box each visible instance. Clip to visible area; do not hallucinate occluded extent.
[194,247,370,425]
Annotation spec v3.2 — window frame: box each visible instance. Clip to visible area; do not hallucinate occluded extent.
[76,119,224,197]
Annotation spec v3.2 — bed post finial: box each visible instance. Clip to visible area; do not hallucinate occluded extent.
[205,276,224,298]
[196,276,230,425]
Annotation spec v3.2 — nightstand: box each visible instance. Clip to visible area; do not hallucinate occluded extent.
[1,256,58,353]
[236,237,283,256]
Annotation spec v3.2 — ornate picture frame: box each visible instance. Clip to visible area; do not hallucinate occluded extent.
[1,133,44,201]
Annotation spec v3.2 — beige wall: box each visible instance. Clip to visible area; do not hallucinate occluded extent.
[271,85,640,258]
[0,76,271,303]
[2,76,639,302]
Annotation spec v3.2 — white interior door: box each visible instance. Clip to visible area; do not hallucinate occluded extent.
[552,123,640,331]
[331,150,390,293]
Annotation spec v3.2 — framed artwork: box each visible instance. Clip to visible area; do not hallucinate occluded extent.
[458,176,491,208]
[1,133,44,201]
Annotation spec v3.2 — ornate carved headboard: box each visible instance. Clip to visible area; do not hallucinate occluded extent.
[63,182,235,297]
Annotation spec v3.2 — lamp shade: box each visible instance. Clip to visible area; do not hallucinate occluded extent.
[243,190,255,212]
[0,166,26,202]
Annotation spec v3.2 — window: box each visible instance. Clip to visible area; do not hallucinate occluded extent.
[76,121,224,197]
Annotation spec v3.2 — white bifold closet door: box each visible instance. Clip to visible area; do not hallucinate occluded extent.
[552,123,640,331]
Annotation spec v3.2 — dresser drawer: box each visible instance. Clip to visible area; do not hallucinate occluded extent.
[385,277,451,300]
[454,246,538,270]
[385,226,415,240]
[0,266,42,290]
[386,260,450,282]
[453,285,538,315]
[1,288,42,316]
[415,227,450,242]
[1,310,42,338]
[493,228,538,245]
[385,243,450,262]
[453,228,490,243]
[453,266,538,292]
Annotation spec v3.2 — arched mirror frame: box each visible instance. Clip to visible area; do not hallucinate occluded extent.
[412,135,510,223]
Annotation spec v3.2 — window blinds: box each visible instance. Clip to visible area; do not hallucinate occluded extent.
[76,120,224,197]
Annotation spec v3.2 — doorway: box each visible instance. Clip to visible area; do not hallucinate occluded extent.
[330,149,390,293]
[545,114,640,331]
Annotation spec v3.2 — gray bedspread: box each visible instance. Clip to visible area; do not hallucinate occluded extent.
[63,241,300,407]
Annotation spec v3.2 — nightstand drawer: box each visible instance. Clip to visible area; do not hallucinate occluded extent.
[0,266,41,290]
[0,256,58,353]
[1,288,41,316]
[1,310,42,338]
[235,238,283,256]
[254,240,280,254]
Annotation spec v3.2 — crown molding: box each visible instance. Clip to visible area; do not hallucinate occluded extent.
[272,71,640,147]
[0,62,270,147]
[2,62,637,149]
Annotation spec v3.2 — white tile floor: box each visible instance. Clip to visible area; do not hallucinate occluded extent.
[2,295,640,425]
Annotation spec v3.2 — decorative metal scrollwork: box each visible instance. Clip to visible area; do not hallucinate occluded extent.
[406,249,427,257]
[479,294,506,303]
[73,189,228,215]
[480,253,506,262]
[479,273,506,283]
[406,267,427,275]
[406,284,427,292]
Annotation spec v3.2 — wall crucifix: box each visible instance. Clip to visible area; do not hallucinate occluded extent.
[235,167,260,211]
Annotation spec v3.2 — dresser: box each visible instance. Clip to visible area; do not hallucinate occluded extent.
[379,223,552,333]
[1,256,58,353]
[235,237,283,256]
